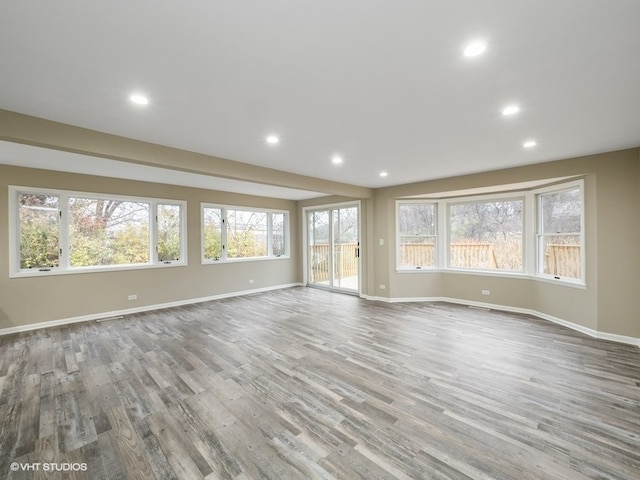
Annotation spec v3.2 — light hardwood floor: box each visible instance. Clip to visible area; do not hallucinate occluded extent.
[1,287,639,479]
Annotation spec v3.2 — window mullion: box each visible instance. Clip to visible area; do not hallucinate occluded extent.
[221,209,228,261]
[438,200,446,269]
[179,204,186,263]
[150,202,158,264]
[395,201,402,269]
[267,213,273,257]
[59,194,70,270]
[524,193,536,275]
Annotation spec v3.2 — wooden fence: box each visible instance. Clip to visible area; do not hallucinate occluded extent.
[310,243,581,280]
[449,243,498,269]
[400,243,498,268]
[400,242,580,277]
[545,244,581,278]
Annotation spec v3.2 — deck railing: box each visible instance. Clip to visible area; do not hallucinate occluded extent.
[309,244,359,283]
[400,243,435,267]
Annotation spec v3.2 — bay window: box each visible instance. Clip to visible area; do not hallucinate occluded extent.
[395,180,584,285]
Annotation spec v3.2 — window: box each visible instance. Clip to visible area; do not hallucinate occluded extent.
[10,187,186,276]
[227,209,268,259]
[395,180,584,285]
[157,204,182,262]
[448,198,524,271]
[68,197,150,267]
[201,204,289,262]
[397,202,437,269]
[18,193,60,269]
[202,207,223,261]
[537,185,583,281]
[271,213,286,257]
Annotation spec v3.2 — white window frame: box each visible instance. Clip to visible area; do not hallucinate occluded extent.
[200,203,290,264]
[446,193,526,274]
[535,180,585,285]
[395,200,438,271]
[9,186,187,277]
[394,180,585,287]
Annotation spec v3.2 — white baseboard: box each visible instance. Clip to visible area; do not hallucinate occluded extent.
[0,283,303,337]
[360,294,640,347]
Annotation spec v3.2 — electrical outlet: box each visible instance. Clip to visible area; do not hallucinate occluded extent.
[128,294,137,300]
[379,284,386,290]
[379,238,384,246]
[481,290,490,296]
[249,279,255,284]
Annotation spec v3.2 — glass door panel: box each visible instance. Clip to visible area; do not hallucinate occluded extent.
[332,207,359,290]
[308,210,330,285]
[307,204,359,293]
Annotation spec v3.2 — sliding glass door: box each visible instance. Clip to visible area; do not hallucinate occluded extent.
[307,204,359,293]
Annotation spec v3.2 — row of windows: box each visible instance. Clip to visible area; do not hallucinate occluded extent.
[396,181,584,283]
[10,182,583,283]
[9,187,289,277]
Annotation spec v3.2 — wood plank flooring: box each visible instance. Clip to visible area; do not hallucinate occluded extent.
[1,287,639,479]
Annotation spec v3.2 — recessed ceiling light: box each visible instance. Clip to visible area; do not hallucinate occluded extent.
[130,94,149,105]
[523,140,537,148]
[502,104,520,116]
[266,135,279,145]
[379,171,388,178]
[463,41,487,57]
[332,155,343,165]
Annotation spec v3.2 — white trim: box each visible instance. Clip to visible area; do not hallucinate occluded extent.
[202,255,291,265]
[392,268,587,290]
[0,283,302,337]
[360,295,640,347]
[11,261,187,278]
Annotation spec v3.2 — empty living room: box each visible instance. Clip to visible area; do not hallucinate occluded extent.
[1,1,639,479]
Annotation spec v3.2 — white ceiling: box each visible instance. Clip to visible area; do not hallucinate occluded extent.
[1,0,639,195]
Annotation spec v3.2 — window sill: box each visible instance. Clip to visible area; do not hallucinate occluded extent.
[395,267,586,289]
[11,261,187,279]
[202,255,290,265]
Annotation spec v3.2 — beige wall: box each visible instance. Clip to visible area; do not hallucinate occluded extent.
[0,164,300,329]
[370,148,640,339]
[595,151,640,336]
